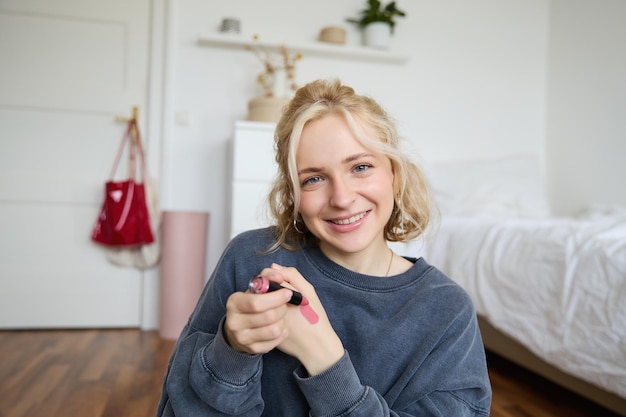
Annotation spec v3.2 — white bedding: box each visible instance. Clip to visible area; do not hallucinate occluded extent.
[419,208,626,399]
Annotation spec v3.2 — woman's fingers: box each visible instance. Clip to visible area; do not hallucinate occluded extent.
[227,290,290,327]
[259,264,315,295]
[224,289,292,354]
[224,264,324,355]
[227,321,289,354]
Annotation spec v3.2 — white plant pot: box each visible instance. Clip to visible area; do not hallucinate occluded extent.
[363,22,392,49]
[271,67,288,98]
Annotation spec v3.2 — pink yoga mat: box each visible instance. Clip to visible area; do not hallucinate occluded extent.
[159,211,209,340]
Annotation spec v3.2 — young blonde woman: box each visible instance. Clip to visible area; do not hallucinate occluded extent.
[157,79,492,417]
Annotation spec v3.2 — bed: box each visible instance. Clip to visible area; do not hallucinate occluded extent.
[398,155,626,415]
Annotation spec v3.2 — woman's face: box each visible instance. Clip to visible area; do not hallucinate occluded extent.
[296,114,395,260]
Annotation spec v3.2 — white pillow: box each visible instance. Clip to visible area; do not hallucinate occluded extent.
[423,154,551,218]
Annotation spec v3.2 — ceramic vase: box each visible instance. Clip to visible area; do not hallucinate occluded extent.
[363,22,391,49]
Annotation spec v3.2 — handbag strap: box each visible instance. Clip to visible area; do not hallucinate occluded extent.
[133,119,148,184]
[109,119,148,183]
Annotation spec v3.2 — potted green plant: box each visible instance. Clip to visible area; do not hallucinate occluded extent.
[346,0,406,48]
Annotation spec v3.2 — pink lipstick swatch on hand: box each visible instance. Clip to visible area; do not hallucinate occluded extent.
[300,296,319,324]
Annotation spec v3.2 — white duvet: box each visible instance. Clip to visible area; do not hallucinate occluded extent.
[419,207,626,399]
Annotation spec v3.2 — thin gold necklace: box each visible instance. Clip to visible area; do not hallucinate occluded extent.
[385,248,394,276]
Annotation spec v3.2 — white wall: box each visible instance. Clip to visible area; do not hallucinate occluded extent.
[546,0,626,215]
[161,0,550,273]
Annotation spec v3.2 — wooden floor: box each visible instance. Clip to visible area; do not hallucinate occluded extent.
[0,329,621,417]
[486,352,621,417]
[0,329,175,417]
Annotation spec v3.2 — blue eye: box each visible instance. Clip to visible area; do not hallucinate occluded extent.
[302,176,322,186]
[354,164,371,173]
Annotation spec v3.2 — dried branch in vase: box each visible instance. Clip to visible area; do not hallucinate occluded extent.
[245,34,302,98]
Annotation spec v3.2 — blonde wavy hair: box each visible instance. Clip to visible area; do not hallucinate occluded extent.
[267,79,431,251]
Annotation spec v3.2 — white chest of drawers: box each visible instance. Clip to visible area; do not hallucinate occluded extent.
[230,121,278,238]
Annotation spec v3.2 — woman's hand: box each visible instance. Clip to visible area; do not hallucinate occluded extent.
[260,263,345,376]
[223,282,293,355]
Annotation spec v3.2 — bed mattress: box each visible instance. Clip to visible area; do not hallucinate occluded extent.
[418,208,626,399]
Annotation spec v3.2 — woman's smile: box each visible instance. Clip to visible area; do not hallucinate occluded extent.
[327,210,369,226]
[326,210,371,233]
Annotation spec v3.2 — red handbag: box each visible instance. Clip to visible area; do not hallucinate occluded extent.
[91,118,155,246]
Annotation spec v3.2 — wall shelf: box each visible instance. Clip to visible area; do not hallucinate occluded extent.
[197,34,409,64]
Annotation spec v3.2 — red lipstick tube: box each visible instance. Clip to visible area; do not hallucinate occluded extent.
[248,275,305,306]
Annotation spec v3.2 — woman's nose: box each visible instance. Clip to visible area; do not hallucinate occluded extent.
[329,177,355,208]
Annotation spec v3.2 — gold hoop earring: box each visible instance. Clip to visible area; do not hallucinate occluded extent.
[293,218,305,234]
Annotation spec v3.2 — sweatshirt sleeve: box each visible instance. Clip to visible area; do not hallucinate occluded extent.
[156,321,265,417]
[295,347,489,417]
[156,231,271,417]
[294,352,373,415]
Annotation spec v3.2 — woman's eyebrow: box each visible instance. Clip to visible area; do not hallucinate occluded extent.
[297,166,323,175]
[298,153,374,175]
[342,152,374,164]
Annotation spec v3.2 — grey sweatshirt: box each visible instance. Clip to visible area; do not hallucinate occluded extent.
[157,227,491,416]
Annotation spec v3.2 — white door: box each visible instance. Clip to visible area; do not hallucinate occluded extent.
[0,0,154,328]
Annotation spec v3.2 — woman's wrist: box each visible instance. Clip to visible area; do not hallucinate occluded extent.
[300,335,345,376]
